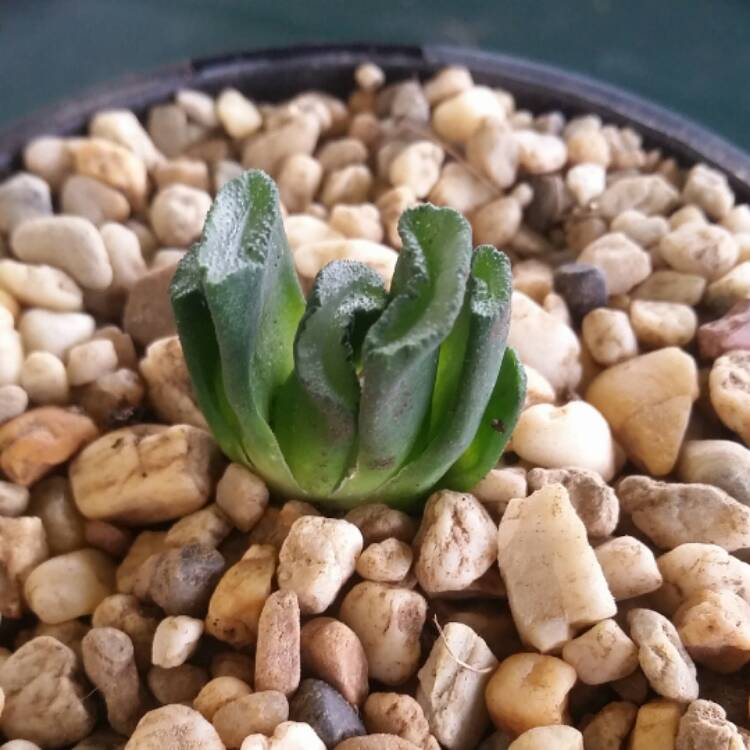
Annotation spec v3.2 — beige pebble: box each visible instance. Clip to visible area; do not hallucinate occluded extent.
[429,162,495,214]
[566,163,606,206]
[578,232,652,295]
[1,258,82,312]
[19,309,95,359]
[674,589,750,673]
[508,291,581,393]
[328,203,383,243]
[70,423,220,524]
[432,86,506,143]
[682,164,735,220]
[66,338,118,386]
[581,701,638,750]
[11,215,113,290]
[677,439,750,507]
[0,480,29,516]
[24,548,115,624]
[215,462,269,532]
[61,174,131,225]
[213,691,289,749]
[513,401,616,481]
[611,209,669,248]
[676,699,745,749]
[472,197,522,247]
[417,622,497,750]
[466,122,519,189]
[709,350,750,445]
[340,582,427,686]
[0,384,27,424]
[513,130,567,174]
[194,676,252,721]
[424,65,474,103]
[595,536,662,600]
[344,503,417,546]
[176,89,218,128]
[153,157,211,192]
[631,269,706,305]
[124,705,224,750]
[23,136,73,189]
[20,351,69,405]
[364,692,431,749]
[596,174,678,219]
[629,699,683,750]
[356,538,413,583]
[629,300,697,348]
[586,347,698,475]
[388,141,444,198]
[670,204,707,229]
[376,185,417,248]
[566,126,611,166]
[150,184,212,247]
[100,222,146,291]
[28,476,86,556]
[484,652,577,736]
[164,504,231,549]
[152,615,204,668]
[561,619,638,685]
[242,114,320,174]
[497,484,616,653]
[508,726,583,750]
[703,261,750,313]
[321,164,372,206]
[414,490,496,594]
[0,173,52,234]
[0,516,48,618]
[276,154,322,213]
[216,88,262,139]
[582,308,638,366]
[355,62,385,91]
[295,238,397,287]
[628,608,698,703]
[285,214,343,250]
[317,137,368,172]
[0,326,22,388]
[470,466,527,519]
[89,109,163,169]
[278,516,362,615]
[659,222,739,280]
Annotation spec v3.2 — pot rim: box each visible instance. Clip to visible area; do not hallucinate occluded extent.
[1,42,749,196]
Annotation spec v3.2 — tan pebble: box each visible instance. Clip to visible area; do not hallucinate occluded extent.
[206,544,276,647]
[596,174,678,219]
[19,309,95,358]
[356,538,412,583]
[20,352,69,405]
[153,157,210,191]
[216,88,262,139]
[328,203,383,243]
[0,173,52,233]
[659,222,739,280]
[255,591,301,696]
[0,480,29,516]
[151,615,204,668]
[566,163,606,206]
[61,174,131,225]
[670,204,707,229]
[90,109,163,169]
[176,89,218,128]
[215,462,269,533]
[344,503,418,545]
[432,86,506,143]
[578,232,652,295]
[507,726,583,750]
[0,407,98,486]
[165,504,231,549]
[210,651,254,683]
[566,127,611,166]
[424,65,474,104]
[363,693,431,748]
[473,197,522,247]
[586,347,698,476]
[582,701,638,750]
[66,338,118,386]
[147,663,208,705]
[317,137,368,172]
[513,130,567,174]
[285,213,343,250]
[334,736,421,750]
[340,582,426,686]
[682,164,735,220]
[428,163,495,214]
[249,500,320,549]
[675,699,745,749]
[0,259,83,311]
[150,184,212,247]
[496,484,616,653]
[595,536,662,600]
[100,222,146,291]
[466,122,519,189]
[0,516,48,618]
[470,466,527,519]
[295,238,397,287]
[562,619,638,685]
[631,269,706,305]
[629,300,697,348]
[484,652,577,736]
[677,439,750,507]
[23,135,73,189]
[193,676,252,721]
[213,691,289,749]
[242,114,320,174]
[629,699,684,750]
[388,141,444,198]
[124,705,224,750]
[704,261,750,312]
[709,350,750,445]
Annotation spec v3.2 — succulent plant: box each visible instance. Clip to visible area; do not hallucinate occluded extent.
[171,170,525,510]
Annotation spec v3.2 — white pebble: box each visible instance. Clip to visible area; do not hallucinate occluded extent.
[432,86,506,143]
[582,308,639,366]
[566,163,606,206]
[578,232,652,295]
[0,384,28,423]
[150,184,212,247]
[0,259,82,312]
[66,339,118,386]
[19,309,95,358]
[514,130,567,174]
[99,222,147,290]
[152,615,204,668]
[20,351,69,405]
[0,327,23,386]
[388,141,444,198]
[216,88,262,139]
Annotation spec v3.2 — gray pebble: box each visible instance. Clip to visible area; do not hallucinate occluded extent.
[553,262,608,325]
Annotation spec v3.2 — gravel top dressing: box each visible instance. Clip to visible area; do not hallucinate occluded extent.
[0,59,750,750]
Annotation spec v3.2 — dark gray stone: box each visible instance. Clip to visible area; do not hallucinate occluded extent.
[289,678,365,748]
[526,175,571,231]
[553,261,608,324]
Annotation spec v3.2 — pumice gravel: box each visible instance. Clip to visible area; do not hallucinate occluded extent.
[1,60,750,750]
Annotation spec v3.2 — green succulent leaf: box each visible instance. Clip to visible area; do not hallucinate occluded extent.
[331,204,473,501]
[171,170,305,496]
[273,261,387,498]
[371,245,515,507]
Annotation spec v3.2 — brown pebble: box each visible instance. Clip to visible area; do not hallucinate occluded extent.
[697,299,750,360]
[122,262,178,346]
[255,590,301,697]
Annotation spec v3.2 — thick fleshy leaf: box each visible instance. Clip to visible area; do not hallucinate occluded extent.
[441,346,527,491]
[273,261,387,497]
[172,170,305,495]
[371,246,515,506]
[332,204,473,500]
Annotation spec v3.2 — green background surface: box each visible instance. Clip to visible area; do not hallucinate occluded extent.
[2,0,750,151]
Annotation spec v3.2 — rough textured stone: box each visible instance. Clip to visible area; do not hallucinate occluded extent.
[677,439,750,507]
[675,699,744,750]
[255,590,301,697]
[552,262,607,325]
[698,300,750,359]
[122,262,178,347]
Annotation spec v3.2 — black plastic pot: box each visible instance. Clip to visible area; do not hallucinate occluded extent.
[1,43,750,198]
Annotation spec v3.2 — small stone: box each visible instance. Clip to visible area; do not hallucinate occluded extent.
[428,163,495,214]
[677,439,750,506]
[0,407,98,486]
[151,615,204,668]
[561,619,638,685]
[328,203,383,243]
[466,122,519,190]
[206,544,276,647]
[710,350,750,444]
[124,705,224,750]
[61,175,130,225]
[675,699,745,749]
[255,591,301,697]
[470,466,527,519]
[150,184,211,247]
[0,637,95,748]
[100,222,146,291]
[123,261,178,346]
[334,738,421,750]
[513,130,567,174]
[28,476,86,556]
[508,291,581,393]
[388,141,444,198]
[581,701,638,750]
[66,339,118,386]
[552,263,607,325]
[0,516,48,617]
[697,300,750,359]
[277,154,323,213]
[148,543,225,616]
[23,136,73,189]
[632,269,706,305]
[484,652,577,736]
[164,504,231,549]
[11,215,113,290]
[216,88,262,139]
[70,423,220,524]
[586,347,698,475]
[295,239,397,288]
[704,261,750,312]
[0,385,27,424]
[432,87,506,144]
[242,113,320,174]
[629,300,697,348]
[249,500,320,549]
[193,676,252,721]
[154,157,210,191]
[682,164,735,220]
[77,368,145,428]
[414,490,496,594]
[582,308,639,367]
[417,622,497,750]
[611,209,669,248]
[527,467,619,538]
[215,462,269,532]
[176,89,218,128]
[89,109,163,169]
[364,693,431,749]
[596,175,678,219]
[0,326,22,388]
[344,503,418,545]
[507,726,583,750]
[629,700,684,750]
[356,538,412,583]
[674,589,750,673]
[619,475,750,551]
[566,163,606,206]
[566,127,611,166]
[340,582,427,686]
[19,309,95,358]
[496,484,616,653]
[0,480,29,516]
[0,173,52,233]
[472,197,523,247]
[659,223,739,280]
[20,352,69,405]
[278,516,363,615]
[289,679,365,749]
[213,691,289,748]
[513,402,617,482]
[0,259,83,312]
[84,520,132,558]
[628,608,698,702]
[578,232,652,295]
[24,548,115,624]
[595,536,662,600]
